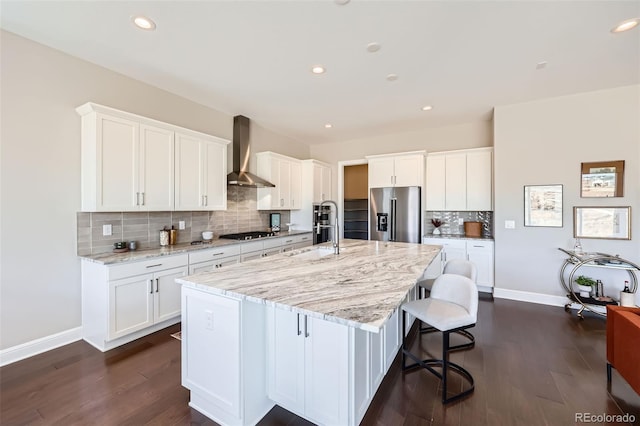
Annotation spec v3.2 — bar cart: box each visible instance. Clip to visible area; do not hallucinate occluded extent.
[558,248,639,319]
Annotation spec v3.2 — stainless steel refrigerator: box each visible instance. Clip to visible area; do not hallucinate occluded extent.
[369,186,421,243]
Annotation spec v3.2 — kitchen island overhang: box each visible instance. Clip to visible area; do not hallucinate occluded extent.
[178,239,441,426]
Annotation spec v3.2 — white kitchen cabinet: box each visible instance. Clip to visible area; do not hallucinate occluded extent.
[423,237,494,290]
[267,307,349,426]
[465,149,493,211]
[239,238,285,262]
[82,254,188,351]
[280,234,313,252]
[366,152,425,189]
[425,147,493,211]
[77,102,229,212]
[78,110,174,211]
[182,288,273,426]
[188,245,242,273]
[175,132,228,211]
[306,160,333,203]
[466,240,495,288]
[256,152,302,210]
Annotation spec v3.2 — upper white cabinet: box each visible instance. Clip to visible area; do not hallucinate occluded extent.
[256,152,302,210]
[426,147,493,211]
[175,133,227,211]
[77,102,229,212]
[305,160,333,203]
[366,151,425,188]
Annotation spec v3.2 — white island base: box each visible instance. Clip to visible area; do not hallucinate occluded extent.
[182,287,404,426]
[178,240,440,426]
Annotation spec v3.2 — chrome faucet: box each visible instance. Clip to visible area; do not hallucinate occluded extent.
[317,200,339,254]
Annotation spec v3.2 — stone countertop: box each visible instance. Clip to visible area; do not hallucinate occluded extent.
[79,230,313,265]
[423,234,494,241]
[177,239,441,333]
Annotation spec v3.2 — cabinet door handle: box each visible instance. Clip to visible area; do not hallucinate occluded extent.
[140,192,145,206]
[297,313,301,336]
[304,315,309,338]
[146,264,163,268]
[136,192,140,206]
[204,195,208,206]
[155,278,159,293]
[211,253,224,257]
[149,279,153,294]
[292,199,295,207]
[280,198,284,207]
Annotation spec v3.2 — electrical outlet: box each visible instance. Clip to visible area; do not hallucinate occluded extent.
[505,220,516,229]
[178,220,186,230]
[205,310,213,330]
[458,218,464,225]
[103,224,112,236]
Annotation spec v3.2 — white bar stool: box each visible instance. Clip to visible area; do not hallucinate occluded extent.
[401,273,478,403]
[416,259,478,351]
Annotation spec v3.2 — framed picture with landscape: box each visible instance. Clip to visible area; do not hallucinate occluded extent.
[580,160,624,198]
[524,184,563,227]
[574,206,631,240]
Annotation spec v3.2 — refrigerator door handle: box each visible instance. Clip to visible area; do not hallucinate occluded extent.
[390,198,397,241]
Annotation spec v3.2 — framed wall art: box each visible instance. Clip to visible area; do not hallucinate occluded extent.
[580,160,624,198]
[574,206,631,240]
[524,184,563,227]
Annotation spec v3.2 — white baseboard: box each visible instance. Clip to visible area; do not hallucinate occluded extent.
[493,288,569,307]
[0,327,82,367]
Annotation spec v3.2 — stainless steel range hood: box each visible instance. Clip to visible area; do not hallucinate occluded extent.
[227,115,275,187]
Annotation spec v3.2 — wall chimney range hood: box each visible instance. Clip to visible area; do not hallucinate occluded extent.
[227,115,275,188]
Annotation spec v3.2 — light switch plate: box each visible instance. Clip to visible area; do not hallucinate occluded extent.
[505,220,516,229]
[103,224,112,236]
[178,220,186,230]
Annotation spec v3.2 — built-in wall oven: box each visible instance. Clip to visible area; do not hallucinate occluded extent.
[313,204,331,245]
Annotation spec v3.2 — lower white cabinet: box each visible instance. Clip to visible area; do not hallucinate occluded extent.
[266,305,392,426]
[423,237,494,289]
[82,254,188,351]
[281,234,313,252]
[182,287,273,426]
[267,307,349,425]
[188,245,241,273]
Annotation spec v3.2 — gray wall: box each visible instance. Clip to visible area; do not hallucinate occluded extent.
[0,31,309,350]
[493,85,639,304]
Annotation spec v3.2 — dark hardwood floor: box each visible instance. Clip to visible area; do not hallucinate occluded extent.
[1,298,638,425]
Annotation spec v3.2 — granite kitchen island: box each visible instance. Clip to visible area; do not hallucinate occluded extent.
[177,239,441,426]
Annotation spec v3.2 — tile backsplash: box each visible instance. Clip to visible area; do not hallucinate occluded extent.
[77,186,290,255]
[424,211,494,237]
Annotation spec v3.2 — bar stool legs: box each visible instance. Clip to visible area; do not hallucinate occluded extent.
[401,313,476,404]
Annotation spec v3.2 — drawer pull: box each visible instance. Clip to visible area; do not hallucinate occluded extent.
[286,240,293,243]
[146,264,162,268]
[211,253,224,256]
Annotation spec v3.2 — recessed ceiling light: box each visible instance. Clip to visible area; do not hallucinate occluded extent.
[334,0,350,5]
[311,66,326,74]
[367,42,381,53]
[132,16,156,31]
[386,74,398,81]
[324,123,333,129]
[421,105,433,111]
[611,18,639,33]
[536,61,548,70]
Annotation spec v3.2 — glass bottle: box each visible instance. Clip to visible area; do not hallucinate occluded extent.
[573,238,583,255]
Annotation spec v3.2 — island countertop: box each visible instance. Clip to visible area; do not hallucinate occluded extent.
[177,239,441,332]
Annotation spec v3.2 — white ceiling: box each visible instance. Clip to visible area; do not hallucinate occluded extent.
[1,1,639,144]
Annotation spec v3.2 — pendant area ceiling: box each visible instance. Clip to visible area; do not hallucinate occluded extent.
[1,1,639,144]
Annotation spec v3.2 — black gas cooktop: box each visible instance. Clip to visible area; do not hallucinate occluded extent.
[219,231,276,241]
